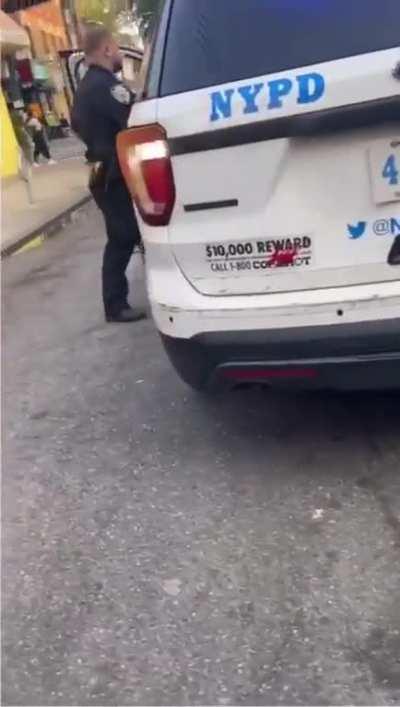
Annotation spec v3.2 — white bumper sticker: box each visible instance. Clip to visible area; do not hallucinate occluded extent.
[205,236,313,275]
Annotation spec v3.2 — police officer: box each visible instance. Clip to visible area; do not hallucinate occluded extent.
[72,23,145,323]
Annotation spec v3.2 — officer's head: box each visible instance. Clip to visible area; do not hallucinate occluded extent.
[83,22,123,73]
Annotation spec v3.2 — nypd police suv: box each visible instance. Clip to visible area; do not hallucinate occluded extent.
[117,0,400,391]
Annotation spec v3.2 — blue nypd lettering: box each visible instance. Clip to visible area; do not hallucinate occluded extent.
[210,72,325,122]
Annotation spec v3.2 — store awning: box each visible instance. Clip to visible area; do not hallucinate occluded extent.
[0,9,29,51]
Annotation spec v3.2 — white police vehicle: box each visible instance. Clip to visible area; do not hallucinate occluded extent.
[118,0,400,391]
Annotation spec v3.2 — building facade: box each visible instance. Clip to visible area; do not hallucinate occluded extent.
[14,0,71,119]
[0,8,29,176]
[1,0,80,176]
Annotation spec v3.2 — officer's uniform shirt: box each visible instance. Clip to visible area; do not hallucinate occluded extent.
[72,64,135,181]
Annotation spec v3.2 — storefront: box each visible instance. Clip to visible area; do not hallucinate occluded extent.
[0,9,29,177]
[16,0,71,119]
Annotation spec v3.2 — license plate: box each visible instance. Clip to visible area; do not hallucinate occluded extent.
[369,138,400,205]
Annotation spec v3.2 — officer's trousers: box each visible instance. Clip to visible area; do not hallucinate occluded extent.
[91,178,141,318]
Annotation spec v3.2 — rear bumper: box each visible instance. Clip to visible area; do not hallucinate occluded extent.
[161,318,400,390]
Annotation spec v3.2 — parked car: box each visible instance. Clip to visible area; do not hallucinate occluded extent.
[118,0,400,391]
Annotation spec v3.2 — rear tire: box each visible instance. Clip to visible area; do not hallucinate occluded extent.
[160,333,212,391]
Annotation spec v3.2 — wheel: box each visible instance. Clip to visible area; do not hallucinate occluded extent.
[160,333,212,391]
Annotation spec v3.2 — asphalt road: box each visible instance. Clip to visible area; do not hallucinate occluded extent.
[3,203,400,707]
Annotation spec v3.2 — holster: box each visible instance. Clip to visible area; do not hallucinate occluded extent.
[89,162,106,192]
[88,163,108,208]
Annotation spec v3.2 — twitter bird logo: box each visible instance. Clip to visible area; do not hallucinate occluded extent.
[347,221,367,239]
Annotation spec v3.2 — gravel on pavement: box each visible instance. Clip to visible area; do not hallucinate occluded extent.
[3,203,400,706]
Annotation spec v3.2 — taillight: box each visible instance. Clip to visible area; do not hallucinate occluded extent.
[117,124,175,227]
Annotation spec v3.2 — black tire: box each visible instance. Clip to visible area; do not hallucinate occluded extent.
[160,333,212,391]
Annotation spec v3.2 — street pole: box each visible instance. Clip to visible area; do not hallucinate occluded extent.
[20,151,34,204]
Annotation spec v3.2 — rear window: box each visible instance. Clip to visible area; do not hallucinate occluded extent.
[161,0,400,96]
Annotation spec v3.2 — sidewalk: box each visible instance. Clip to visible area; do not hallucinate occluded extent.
[1,145,91,255]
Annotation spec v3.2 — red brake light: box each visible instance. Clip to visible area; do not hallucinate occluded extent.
[222,368,317,381]
[117,124,175,227]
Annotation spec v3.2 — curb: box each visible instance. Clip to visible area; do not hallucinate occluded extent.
[1,194,93,258]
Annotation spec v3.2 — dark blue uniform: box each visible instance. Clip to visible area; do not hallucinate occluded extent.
[72,64,140,319]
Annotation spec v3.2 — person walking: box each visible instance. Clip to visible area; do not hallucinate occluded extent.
[25,110,56,166]
[71,23,144,323]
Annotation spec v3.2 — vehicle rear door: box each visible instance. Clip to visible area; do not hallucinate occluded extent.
[157,0,400,296]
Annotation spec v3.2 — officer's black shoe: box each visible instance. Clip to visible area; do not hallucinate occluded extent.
[106,306,147,323]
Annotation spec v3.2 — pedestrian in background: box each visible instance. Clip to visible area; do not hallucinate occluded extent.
[71,23,144,323]
[25,109,56,166]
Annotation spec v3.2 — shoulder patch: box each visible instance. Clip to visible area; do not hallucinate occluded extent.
[110,84,131,105]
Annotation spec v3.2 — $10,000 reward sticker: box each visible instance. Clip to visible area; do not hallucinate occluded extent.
[205,236,313,274]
